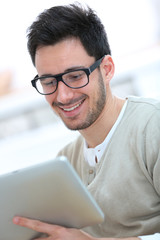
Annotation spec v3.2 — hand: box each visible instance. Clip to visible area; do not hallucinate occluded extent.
[13,216,96,240]
[13,216,140,240]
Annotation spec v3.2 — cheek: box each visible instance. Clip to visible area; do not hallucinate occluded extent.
[45,95,53,106]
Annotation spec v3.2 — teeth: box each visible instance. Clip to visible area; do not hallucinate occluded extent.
[63,102,82,112]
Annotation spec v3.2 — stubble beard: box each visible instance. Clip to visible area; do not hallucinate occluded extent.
[63,73,107,131]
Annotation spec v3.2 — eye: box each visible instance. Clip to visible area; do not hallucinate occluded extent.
[40,77,57,87]
[66,71,85,82]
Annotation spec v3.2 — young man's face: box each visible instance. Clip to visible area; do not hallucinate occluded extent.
[35,38,107,130]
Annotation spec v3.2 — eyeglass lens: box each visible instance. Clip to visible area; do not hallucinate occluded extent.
[36,70,88,94]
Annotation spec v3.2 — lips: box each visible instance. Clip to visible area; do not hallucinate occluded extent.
[53,95,86,118]
[62,100,84,112]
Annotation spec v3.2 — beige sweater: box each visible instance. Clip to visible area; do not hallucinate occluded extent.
[58,97,160,238]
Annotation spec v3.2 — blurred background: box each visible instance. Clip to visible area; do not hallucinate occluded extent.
[0,0,160,173]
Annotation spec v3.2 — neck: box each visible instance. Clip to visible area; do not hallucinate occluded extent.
[79,94,126,148]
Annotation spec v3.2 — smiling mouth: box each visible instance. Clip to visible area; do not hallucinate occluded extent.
[60,99,85,112]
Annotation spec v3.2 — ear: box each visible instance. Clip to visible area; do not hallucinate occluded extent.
[100,55,115,84]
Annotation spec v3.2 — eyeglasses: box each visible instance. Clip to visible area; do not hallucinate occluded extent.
[31,56,104,95]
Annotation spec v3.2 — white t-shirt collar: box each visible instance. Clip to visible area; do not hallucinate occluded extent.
[83,100,128,167]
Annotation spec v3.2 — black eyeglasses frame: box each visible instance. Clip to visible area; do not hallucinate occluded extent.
[31,55,105,95]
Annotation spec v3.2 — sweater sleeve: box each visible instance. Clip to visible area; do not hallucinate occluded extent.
[144,109,160,195]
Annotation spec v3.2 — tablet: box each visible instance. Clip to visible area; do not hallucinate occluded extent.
[0,156,104,240]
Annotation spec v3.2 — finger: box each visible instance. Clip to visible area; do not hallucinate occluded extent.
[33,233,49,240]
[13,216,61,235]
[33,238,48,240]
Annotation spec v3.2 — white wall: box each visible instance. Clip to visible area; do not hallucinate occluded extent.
[0,0,159,89]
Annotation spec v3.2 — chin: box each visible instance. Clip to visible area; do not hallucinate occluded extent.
[64,120,92,131]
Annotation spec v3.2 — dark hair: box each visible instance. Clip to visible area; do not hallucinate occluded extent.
[27,3,111,65]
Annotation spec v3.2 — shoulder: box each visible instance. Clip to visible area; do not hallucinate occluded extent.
[57,134,84,165]
[125,96,160,127]
[127,96,160,111]
[125,96,160,144]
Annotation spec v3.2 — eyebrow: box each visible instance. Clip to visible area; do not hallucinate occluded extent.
[64,65,86,72]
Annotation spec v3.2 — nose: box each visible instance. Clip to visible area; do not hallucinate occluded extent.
[56,81,74,104]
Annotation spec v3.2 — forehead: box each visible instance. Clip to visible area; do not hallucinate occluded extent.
[35,38,94,75]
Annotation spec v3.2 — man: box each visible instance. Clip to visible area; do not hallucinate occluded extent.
[13,3,160,240]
